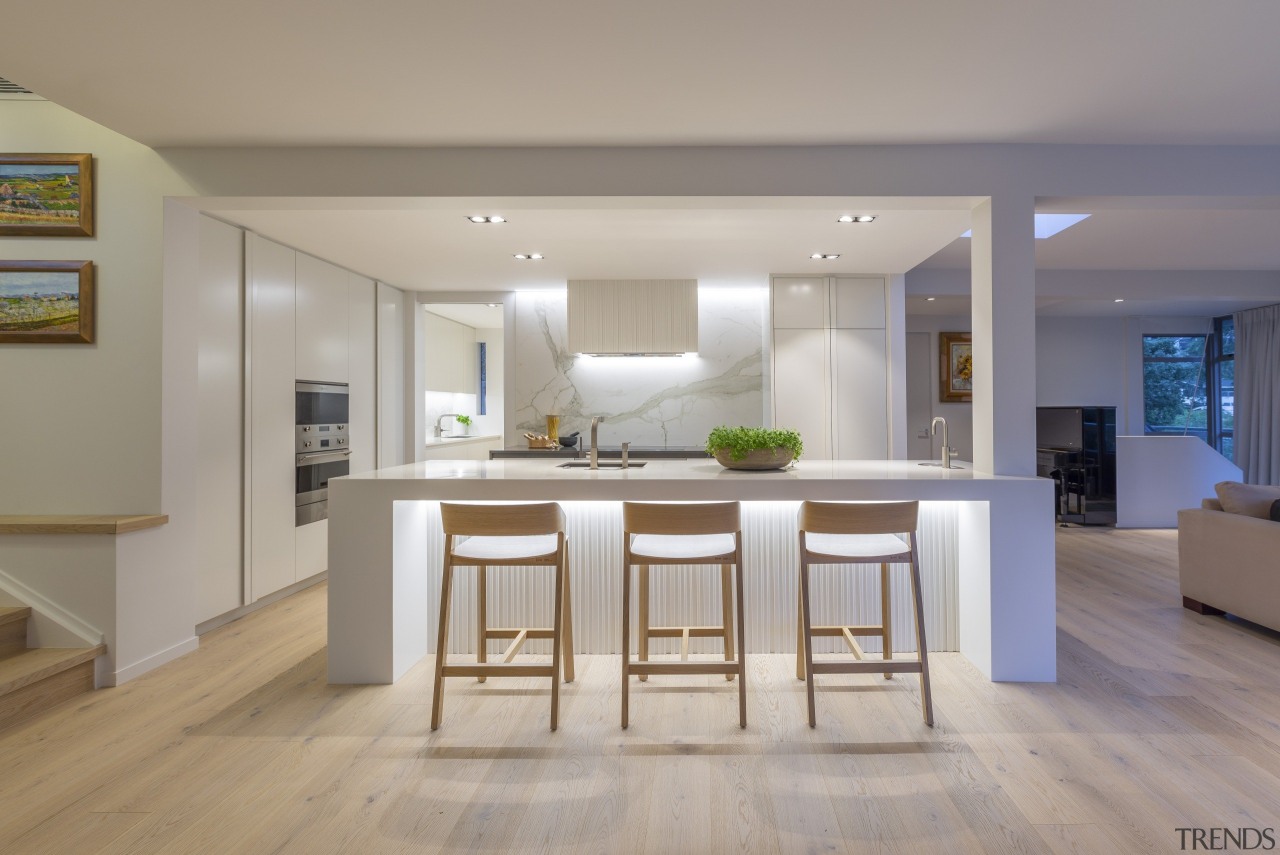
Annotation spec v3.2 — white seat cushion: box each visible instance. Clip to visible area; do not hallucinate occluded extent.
[631,532,736,561]
[452,534,559,561]
[804,532,909,559]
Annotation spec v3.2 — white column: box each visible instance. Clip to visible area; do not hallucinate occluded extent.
[970,196,1038,476]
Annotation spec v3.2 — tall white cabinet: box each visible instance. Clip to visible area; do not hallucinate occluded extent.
[247,234,298,601]
[771,275,889,460]
[196,221,395,625]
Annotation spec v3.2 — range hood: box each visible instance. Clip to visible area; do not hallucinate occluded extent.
[566,279,698,356]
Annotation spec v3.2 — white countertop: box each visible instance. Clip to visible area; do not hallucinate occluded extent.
[337,457,1047,502]
[421,433,502,448]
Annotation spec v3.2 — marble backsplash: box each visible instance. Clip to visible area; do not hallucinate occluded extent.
[510,289,766,447]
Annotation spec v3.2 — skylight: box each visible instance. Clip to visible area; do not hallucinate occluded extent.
[960,213,1089,239]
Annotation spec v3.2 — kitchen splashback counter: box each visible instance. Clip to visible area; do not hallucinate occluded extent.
[328,459,1054,685]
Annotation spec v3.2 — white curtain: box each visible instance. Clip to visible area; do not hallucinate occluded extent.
[1234,303,1280,485]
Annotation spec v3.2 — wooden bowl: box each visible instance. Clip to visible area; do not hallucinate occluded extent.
[713,447,795,470]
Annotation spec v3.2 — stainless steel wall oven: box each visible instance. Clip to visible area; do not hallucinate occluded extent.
[295,382,350,526]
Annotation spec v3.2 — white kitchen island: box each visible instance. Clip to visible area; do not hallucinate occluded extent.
[327,458,1055,684]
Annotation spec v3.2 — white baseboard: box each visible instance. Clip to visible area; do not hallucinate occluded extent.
[103,636,199,686]
[196,572,326,636]
[0,567,104,647]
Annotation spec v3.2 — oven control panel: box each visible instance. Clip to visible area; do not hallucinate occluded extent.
[296,424,349,453]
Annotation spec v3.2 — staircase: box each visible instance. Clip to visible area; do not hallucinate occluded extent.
[0,606,104,731]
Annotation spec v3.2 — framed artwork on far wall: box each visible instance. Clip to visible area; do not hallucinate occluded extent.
[939,331,972,402]
[0,260,95,344]
[0,153,94,237]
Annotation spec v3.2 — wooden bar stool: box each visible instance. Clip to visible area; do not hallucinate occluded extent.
[431,502,575,732]
[621,501,747,729]
[796,500,933,728]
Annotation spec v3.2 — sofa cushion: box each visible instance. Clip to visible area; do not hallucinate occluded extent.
[1214,481,1280,519]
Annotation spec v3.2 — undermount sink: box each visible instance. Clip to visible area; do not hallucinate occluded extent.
[918,462,943,467]
[557,461,648,469]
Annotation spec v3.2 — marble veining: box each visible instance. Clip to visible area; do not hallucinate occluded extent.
[511,289,766,447]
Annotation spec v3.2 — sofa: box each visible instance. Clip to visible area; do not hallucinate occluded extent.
[1178,481,1280,632]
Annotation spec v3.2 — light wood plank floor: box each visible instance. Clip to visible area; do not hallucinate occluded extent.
[3,527,1279,854]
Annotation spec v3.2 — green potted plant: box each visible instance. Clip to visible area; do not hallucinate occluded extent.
[706,425,804,470]
[455,414,473,435]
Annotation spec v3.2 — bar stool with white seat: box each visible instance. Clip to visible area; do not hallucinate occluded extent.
[796,500,933,728]
[621,501,747,729]
[431,502,575,732]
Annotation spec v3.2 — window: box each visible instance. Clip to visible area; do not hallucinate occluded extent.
[1210,316,1235,459]
[1143,335,1208,441]
[1142,320,1234,458]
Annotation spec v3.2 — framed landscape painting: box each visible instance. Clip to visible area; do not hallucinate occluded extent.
[0,261,95,343]
[939,331,972,402]
[0,153,94,236]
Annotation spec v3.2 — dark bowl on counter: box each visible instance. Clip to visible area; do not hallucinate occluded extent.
[558,431,580,448]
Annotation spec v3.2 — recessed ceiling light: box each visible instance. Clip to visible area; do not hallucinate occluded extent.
[1114,298,1125,303]
[837,215,854,223]
[926,297,937,302]
[810,253,840,260]
[486,303,500,308]
[468,215,506,224]
[837,215,876,223]
[514,253,544,260]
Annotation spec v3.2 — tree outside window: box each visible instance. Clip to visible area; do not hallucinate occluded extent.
[1142,335,1208,440]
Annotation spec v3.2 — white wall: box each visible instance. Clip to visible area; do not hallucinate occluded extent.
[904,314,976,461]
[0,100,196,512]
[473,327,504,437]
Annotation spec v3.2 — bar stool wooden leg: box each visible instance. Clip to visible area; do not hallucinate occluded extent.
[550,552,565,732]
[431,560,456,731]
[908,544,934,726]
[800,560,817,728]
[795,583,807,681]
[720,563,736,682]
[880,562,893,680]
[476,564,488,683]
[561,542,575,683]
[621,560,632,729]
[734,546,748,727]
[637,564,650,682]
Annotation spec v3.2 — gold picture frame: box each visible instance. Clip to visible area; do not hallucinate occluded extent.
[0,153,95,237]
[0,260,96,344]
[939,331,972,402]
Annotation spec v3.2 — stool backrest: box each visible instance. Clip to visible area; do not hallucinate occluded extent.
[623,501,741,536]
[799,500,918,535]
[440,502,565,536]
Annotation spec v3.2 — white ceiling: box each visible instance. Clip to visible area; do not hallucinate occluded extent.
[9,3,1277,317]
[207,197,976,291]
[6,2,1280,147]
[424,303,504,329]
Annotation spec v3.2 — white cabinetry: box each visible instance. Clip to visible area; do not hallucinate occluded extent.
[771,275,889,460]
[377,282,408,468]
[295,253,351,383]
[196,216,245,622]
[423,310,477,394]
[247,234,297,601]
[348,275,377,477]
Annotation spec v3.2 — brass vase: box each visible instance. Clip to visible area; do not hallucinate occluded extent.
[545,414,560,442]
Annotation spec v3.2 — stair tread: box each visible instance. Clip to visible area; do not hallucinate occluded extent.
[0,645,104,696]
[0,606,32,628]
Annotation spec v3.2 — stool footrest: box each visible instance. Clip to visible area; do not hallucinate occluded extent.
[809,660,923,676]
[627,661,740,676]
[484,627,554,639]
[811,625,884,636]
[646,626,728,638]
[442,663,556,678]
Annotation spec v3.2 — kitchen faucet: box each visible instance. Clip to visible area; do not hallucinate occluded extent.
[434,413,462,438]
[930,417,954,469]
[589,416,603,469]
